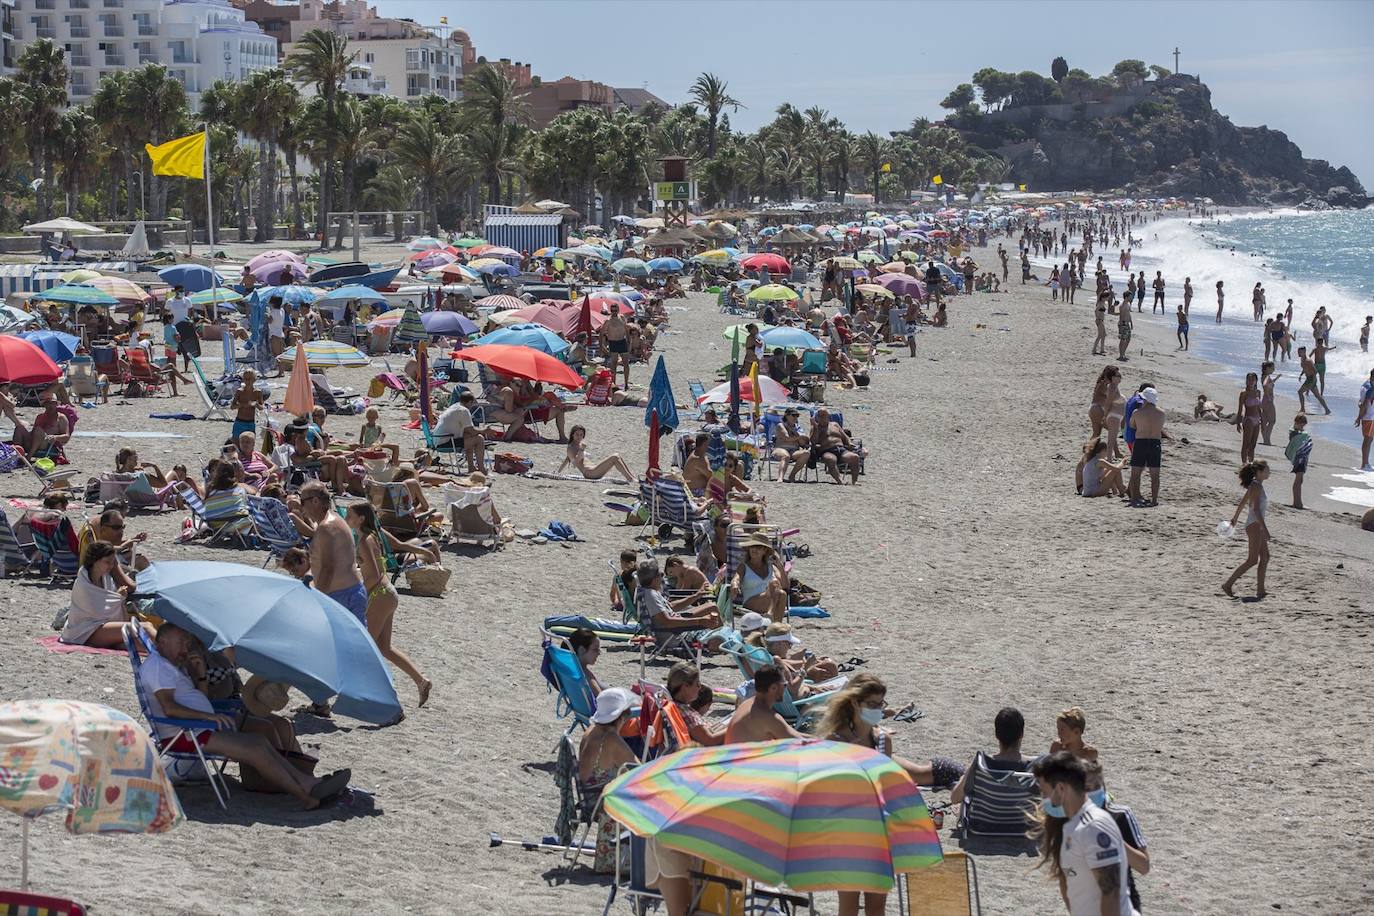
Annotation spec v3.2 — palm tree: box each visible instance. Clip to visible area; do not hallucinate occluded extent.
[276,93,306,237]
[126,64,188,220]
[688,72,740,158]
[364,164,417,240]
[328,93,379,248]
[829,130,855,202]
[801,107,838,200]
[459,63,530,205]
[90,71,138,219]
[54,107,101,215]
[15,40,68,220]
[855,132,888,204]
[235,69,298,241]
[741,138,771,204]
[393,115,464,233]
[285,29,354,246]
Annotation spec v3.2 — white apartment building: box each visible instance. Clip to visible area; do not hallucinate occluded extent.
[3,0,17,71]
[286,33,462,101]
[11,0,276,103]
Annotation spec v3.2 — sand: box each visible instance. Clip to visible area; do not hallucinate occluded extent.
[2,238,1372,915]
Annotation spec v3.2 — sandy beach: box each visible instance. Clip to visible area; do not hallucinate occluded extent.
[3,239,1373,916]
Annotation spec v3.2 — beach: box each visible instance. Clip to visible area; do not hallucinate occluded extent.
[3,240,1373,916]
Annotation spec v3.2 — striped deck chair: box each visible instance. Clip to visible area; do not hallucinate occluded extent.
[0,510,38,576]
[956,751,1039,841]
[638,475,706,538]
[719,636,843,730]
[542,613,642,644]
[246,496,304,567]
[187,356,232,421]
[29,515,80,581]
[175,481,254,546]
[900,849,983,916]
[723,523,786,583]
[687,379,707,418]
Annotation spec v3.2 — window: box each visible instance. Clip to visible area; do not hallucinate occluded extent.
[364,52,373,62]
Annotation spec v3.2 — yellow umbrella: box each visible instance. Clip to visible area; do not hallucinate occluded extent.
[855,284,895,300]
[695,249,735,264]
[898,251,921,262]
[467,258,506,269]
[746,284,800,303]
[282,337,314,418]
[827,256,862,270]
[59,268,102,283]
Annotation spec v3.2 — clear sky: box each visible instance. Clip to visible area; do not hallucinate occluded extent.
[377,0,1374,189]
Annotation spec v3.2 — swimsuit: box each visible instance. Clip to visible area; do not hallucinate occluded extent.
[326,582,369,625]
[1244,394,1261,427]
[740,565,769,603]
[1130,437,1162,469]
[232,419,255,439]
[607,338,629,354]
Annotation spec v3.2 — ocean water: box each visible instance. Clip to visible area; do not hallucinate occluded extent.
[1124,208,1374,504]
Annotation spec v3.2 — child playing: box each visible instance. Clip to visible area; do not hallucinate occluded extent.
[1284,413,1312,509]
[1049,706,1099,762]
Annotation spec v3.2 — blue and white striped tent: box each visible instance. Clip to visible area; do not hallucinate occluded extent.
[481,212,564,256]
[0,265,67,298]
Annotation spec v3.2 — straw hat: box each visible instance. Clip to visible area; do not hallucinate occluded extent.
[741,532,774,553]
[242,675,289,716]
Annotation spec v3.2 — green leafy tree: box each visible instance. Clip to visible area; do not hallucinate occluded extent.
[1111,59,1150,87]
[1051,57,1069,83]
[940,83,975,110]
[854,132,888,203]
[459,63,530,205]
[15,39,68,220]
[971,68,1016,111]
[1149,64,1171,81]
[125,64,187,220]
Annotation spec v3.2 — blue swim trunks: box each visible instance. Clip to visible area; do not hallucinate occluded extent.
[327,582,369,626]
[232,419,255,440]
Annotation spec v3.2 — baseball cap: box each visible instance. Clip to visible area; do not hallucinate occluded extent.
[737,612,769,633]
[591,687,636,725]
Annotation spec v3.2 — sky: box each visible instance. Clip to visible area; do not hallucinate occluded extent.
[377,0,1374,189]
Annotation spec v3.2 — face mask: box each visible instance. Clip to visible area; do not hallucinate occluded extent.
[1088,789,1108,807]
[859,707,884,726]
[1041,798,1067,819]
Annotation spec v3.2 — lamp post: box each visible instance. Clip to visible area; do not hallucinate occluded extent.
[132,170,145,219]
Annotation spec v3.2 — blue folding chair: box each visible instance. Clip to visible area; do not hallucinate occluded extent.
[246,496,304,567]
[541,636,597,734]
[719,636,842,730]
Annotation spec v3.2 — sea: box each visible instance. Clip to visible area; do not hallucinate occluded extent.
[1033,207,1374,506]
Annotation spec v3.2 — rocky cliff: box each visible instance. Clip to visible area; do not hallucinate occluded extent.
[982,75,1367,207]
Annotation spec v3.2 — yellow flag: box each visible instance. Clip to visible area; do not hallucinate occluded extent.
[145,131,206,180]
[932,175,943,186]
[1018,183,1027,191]
[880,162,891,173]
[748,360,761,406]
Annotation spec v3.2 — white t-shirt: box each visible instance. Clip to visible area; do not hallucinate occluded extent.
[1061,801,1133,916]
[138,651,216,738]
[167,296,192,325]
[269,306,286,339]
[433,403,473,442]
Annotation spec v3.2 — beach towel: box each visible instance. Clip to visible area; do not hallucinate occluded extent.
[148,413,198,421]
[36,634,124,656]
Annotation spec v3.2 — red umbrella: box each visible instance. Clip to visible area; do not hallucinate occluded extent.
[453,344,584,389]
[739,253,791,274]
[0,336,61,385]
[586,293,635,316]
[575,298,594,339]
[647,409,660,472]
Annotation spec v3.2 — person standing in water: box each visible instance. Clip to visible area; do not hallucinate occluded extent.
[1223,460,1271,600]
[1360,315,1371,354]
[1151,271,1165,314]
[1215,280,1225,324]
[1182,277,1193,314]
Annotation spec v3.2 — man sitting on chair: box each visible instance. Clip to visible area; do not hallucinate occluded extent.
[140,622,351,810]
[634,560,723,654]
[433,389,486,474]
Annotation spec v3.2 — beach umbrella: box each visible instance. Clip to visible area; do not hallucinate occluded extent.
[407,236,445,251]
[722,323,774,344]
[746,284,799,303]
[474,294,527,311]
[138,562,401,724]
[280,340,370,368]
[897,251,921,262]
[156,264,220,293]
[854,251,884,265]
[252,260,307,285]
[367,308,406,329]
[875,273,925,298]
[411,249,457,271]
[189,287,243,307]
[321,284,387,304]
[739,253,791,274]
[647,257,683,274]
[726,362,742,434]
[555,245,609,262]
[697,375,789,406]
[758,326,823,351]
[437,262,481,283]
[481,245,522,260]
[635,217,665,230]
[58,268,103,283]
[604,739,940,894]
[0,304,40,333]
[421,311,479,337]
[692,249,735,265]
[587,292,635,316]
[34,284,119,307]
[611,257,649,277]
[531,246,559,258]
[0,335,62,385]
[452,237,487,249]
[827,256,863,270]
[645,354,679,433]
[573,297,594,339]
[22,217,102,235]
[505,302,576,334]
[856,283,896,300]
[0,699,184,891]
[245,250,304,272]
[81,276,150,304]
[392,305,427,347]
[647,409,660,473]
[452,344,583,389]
[19,330,80,363]
[282,337,314,418]
[254,284,319,306]
[880,261,907,273]
[417,340,433,424]
[473,261,520,277]
[469,322,570,356]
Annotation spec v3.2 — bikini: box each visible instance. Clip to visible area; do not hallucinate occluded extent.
[1244,392,1262,427]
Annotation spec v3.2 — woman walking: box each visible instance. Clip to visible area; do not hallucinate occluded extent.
[1222,461,1271,600]
[347,502,432,710]
[1234,372,1262,465]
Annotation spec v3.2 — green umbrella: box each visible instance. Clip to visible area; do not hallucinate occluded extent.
[722,323,775,344]
[189,288,243,305]
[745,284,800,303]
[34,284,119,307]
[453,237,487,249]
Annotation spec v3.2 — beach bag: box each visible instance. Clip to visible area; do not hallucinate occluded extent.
[404,564,451,597]
[585,370,613,406]
[493,452,533,475]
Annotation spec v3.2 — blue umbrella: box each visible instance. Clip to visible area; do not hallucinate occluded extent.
[19,330,80,362]
[421,311,479,337]
[321,284,387,304]
[156,264,220,293]
[759,326,823,351]
[647,257,684,274]
[469,322,570,356]
[644,354,679,433]
[255,285,318,306]
[474,262,519,277]
[138,561,401,725]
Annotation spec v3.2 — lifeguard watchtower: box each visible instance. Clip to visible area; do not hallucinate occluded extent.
[654,156,693,227]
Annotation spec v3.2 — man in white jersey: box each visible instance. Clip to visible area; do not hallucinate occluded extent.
[1032,751,1134,916]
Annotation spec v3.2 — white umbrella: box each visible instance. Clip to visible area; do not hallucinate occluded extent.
[22,217,103,235]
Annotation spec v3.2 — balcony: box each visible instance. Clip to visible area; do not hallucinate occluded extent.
[343,75,388,95]
[103,51,123,65]
[171,52,193,64]
[69,25,90,37]
[102,22,122,36]
[137,22,154,35]
[102,0,122,7]
[35,0,56,9]
[138,50,155,63]
[70,81,91,97]
[71,0,90,7]
[70,54,91,66]
[35,26,55,38]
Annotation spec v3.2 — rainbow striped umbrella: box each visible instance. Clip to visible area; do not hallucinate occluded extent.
[603,739,941,893]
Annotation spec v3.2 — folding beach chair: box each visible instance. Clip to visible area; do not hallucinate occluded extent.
[542,613,643,645]
[638,475,706,540]
[368,480,436,539]
[722,523,788,583]
[687,379,707,418]
[373,371,418,405]
[0,510,39,577]
[187,356,232,421]
[28,515,79,582]
[174,481,254,547]
[442,485,499,550]
[245,496,304,567]
[955,751,1039,844]
[540,635,597,733]
[719,636,842,730]
[418,415,463,474]
[125,347,166,395]
[91,344,128,388]
[795,349,827,402]
[899,849,982,916]
[122,623,233,810]
[13,447,79,497]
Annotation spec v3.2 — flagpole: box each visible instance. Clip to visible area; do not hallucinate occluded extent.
[204,123,218,322]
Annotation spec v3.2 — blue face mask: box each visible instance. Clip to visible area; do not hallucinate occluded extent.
[1088,789,1108,807]
[859,707,884,726]
[1042,798,1066,819]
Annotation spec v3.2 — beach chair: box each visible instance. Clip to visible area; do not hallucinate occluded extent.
[187,356,232,421]
[442,485,499,550]
[687,379,707,417]
[373,371,418,405]
[638,475,706,540]
[795,349,827,402]
[246,496,305,567]
[418,415,463,474]
[369,480,435,539]
[175,481,254,547]
[28,515,79,582]
[955,751,1039,843]
[91,344,128,388]
[899,849,982,916]
[122,623,233,810]
[0,889,87,915]
[722,523,788,584]
[541,635,597,733]
[126,347,166,395]
[13,447,79,497]
[719,636,841,730]
[542,613,643,645]
[0,511,39,577]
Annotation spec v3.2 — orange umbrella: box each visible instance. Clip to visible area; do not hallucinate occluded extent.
[452,344,584,389]
[282,338,314,418]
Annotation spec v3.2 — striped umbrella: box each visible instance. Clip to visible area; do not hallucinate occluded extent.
[392,305,427,347]
[474,294,526,311]
[34,284,119,307]
[452,237,487,249]
[611,257,648,277]
[603,739,941,894]
[81,276,150,304]
[280,340,370,368]
[367,308,406,329]
[189,287,244,306]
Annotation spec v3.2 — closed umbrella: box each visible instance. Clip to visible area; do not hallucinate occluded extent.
[645,354,679,433]
[19,330,81,363]
[282,336,314,418]
[0,336,62,385]
[392,305,427,348]
[468,322,570,356]
[603,739,941,894]
[726,362,742,434]
[417,340,433,424]
[138,562,401,724]
[0,699,184,891]
[452,344,583,389]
